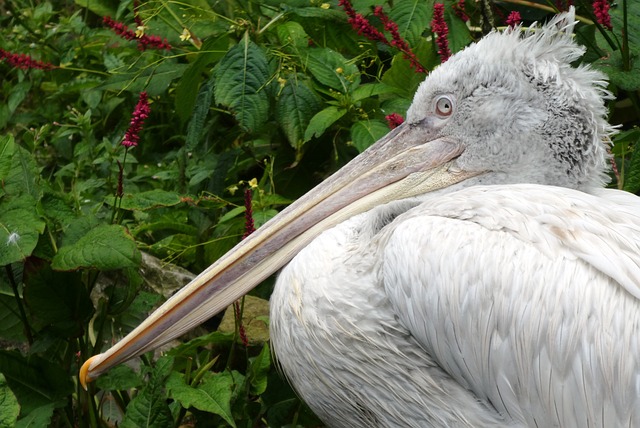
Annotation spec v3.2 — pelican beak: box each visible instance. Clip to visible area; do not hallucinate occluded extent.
[79,120,477,389]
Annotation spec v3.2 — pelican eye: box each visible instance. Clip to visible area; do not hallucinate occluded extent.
[435,95,454,117]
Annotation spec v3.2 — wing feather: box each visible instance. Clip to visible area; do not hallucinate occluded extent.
[381,184,640,426]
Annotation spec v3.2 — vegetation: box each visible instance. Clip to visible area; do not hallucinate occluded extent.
[0,0,637,426]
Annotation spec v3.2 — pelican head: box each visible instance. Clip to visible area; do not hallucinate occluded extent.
[80,7,611,387]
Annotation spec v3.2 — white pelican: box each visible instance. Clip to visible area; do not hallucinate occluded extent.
[81,9,640,427]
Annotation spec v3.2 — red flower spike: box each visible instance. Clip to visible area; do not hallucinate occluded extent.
[338,0,426,73]
[385,113,404,129]
[431,3,451,63]
[592,0,612,30]
[122,92,151,148]
[506,11,522,28]
[0,49,55,70]
[242,188,256,239]
[374,7,426,73]
[103,16,172,51]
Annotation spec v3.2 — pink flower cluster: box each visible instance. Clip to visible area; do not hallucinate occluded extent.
[122,92,151,148]
[431,3,451,63]
[103,16,171,51]
[453,0,469,22]
[0,49,55,70]
[506,11,522,28]
[385,113,404,129]
[592,0,612,30]
[338,0,425,73]
[242,188,256,239]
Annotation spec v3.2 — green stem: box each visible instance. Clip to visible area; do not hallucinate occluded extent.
[621,0,630,71]
[111,148,129,225]
[6,265,33,344]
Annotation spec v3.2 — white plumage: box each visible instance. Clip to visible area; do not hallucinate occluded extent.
[81,8,640,428]
[272,185,640,426]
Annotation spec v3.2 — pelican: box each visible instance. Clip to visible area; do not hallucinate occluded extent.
[81,9,640,427]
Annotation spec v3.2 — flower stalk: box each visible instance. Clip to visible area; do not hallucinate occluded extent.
[338,0,426,73]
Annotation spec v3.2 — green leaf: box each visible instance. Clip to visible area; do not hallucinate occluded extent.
[167,371,237,427]
[0,373,20,428]
[4,146,40,202]
[382,41,431,97]
[0,196,46,265]
[99,62,189,97]
[622,128,640,193]
[276,78,322,150]
[95,365,143,391]
[0,350,73,416]
[185,74,215,152]
[14,404,55,428]
[350,119,389,152]
[248,344,270,395]
[304,106,347,141]
[121,356,173,428]
[8,82,31,114]
[276,21,309,49]
[51,224,141,271]
[115,189,183,211]
[73,0,116,17]
[22,263,93,337]
[388,0,430,46]
[0,135,15,183]
[303,47,360,92]
[175,35,229,123]
[0,283,23,341]
[214,32,270,132]
[351,83,399,102]
[593,50,640,91]
[444,5,472,54]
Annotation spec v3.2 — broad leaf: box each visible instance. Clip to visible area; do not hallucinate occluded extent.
[0,351,72,416]
[276,78,322,150]
[444,5,472,54]
[276,21,309,49]
[121,356,173,428]
[303,47,360,93]
[167,371,236,427]
[622,128,640,193]
[23,263,93,337]
[0,196,45,265]
[0,135,15,183]
[248,344,270,395]
[382,41,431,97]
[0,373,20,428]
[351,83,398,102]
[185,74,215,152]
[388,0,430,46]
[99,62,188,97]
[115,189,183,211]
[214,32,270,132]
[96,365,143,391]
[175,35,229,123]
[304,106,347,141]
[350,119,389,152]
[52,224,141,271]
[15,404,55,428]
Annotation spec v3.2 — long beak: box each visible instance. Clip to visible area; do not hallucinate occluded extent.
[80,120,476,388]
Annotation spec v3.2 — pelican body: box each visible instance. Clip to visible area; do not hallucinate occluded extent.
[81,9,640,427]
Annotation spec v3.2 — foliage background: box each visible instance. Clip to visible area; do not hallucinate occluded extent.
[0,0,638,426]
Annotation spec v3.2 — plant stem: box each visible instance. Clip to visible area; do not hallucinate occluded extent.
[6,264,33,344]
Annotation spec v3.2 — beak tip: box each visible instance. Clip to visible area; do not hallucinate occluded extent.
[79,355,99,391]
